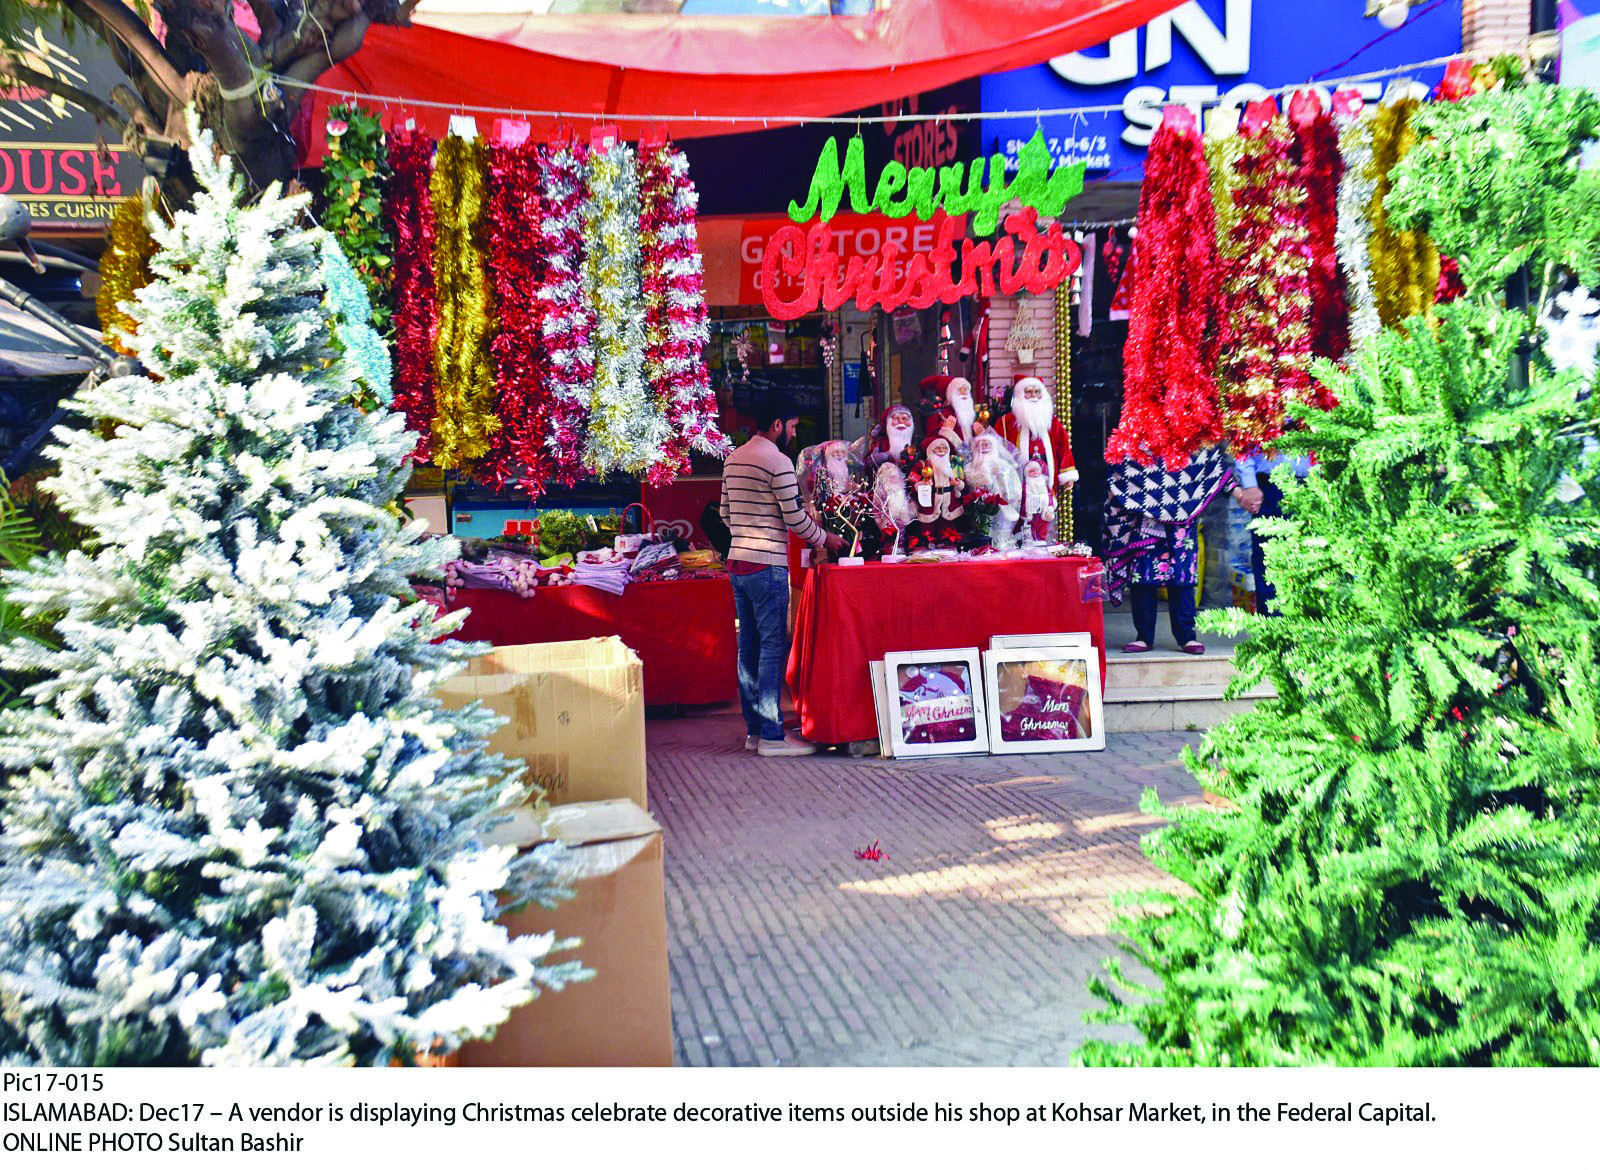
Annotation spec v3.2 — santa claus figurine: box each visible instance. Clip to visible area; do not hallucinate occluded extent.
[966,431,1023,547]
[912,435,966,526]
[925,376,982,452]
[1021,459,1053,543]
[995,376,1076,513]
[863,403,919,474]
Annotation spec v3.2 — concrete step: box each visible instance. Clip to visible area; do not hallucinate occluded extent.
[1104,652,1239,691]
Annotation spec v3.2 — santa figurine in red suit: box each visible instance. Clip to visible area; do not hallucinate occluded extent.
[863,403,918,474]
[911,434,967,528]
[924,375,982,452]
[994,377,1076,522]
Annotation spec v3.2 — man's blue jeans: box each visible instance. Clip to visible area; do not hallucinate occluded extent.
[731,565,790,741]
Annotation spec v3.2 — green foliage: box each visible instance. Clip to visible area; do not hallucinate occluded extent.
[536,509,590,557]
[1081,298,1600,1066]
[1388,85,1600,294]
[319,104,393,333]
[0,472,52,707]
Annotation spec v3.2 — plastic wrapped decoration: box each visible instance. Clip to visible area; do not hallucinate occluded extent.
[797,439,864,529]
[871,462,916,558]
[963,430,1024,550]
[320,104,393,332]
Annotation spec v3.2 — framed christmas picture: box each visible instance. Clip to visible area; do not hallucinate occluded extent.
[883,648,989,758]
[989,632,1094,653]
[982,647,1105,754]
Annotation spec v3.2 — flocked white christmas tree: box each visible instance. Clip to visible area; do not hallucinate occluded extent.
[0,115,583,1066]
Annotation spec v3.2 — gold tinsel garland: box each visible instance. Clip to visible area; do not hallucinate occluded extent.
[1054,281,1073,542]
[1204,111,1246,267]
[1368,93,1439,330]
[429,135,501,470]
[96,194,157,356]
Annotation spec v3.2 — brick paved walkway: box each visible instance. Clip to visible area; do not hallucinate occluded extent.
[648,720,1204,1066]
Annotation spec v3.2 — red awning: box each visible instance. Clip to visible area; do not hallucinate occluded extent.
[302,0,1183,161]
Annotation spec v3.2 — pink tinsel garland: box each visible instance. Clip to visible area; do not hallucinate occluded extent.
[387,129,439,459]
[484,140,552,493]
[537,142,595,486]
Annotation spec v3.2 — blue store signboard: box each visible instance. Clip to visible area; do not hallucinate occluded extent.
[981,0,1462,179]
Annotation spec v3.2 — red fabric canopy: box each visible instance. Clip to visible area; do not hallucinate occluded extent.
[301,0,1183,162]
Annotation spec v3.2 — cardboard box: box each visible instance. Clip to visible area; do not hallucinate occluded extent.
[459,799,672,1067]
[436,637,647,809]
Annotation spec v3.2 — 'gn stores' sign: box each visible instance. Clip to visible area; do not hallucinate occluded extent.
[981,0,1462,177]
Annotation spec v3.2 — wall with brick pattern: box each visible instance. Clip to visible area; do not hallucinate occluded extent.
[1463,0,1530,54]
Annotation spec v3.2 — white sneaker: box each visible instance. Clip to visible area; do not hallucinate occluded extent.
[744,735,759,752]
[757,733,818,757]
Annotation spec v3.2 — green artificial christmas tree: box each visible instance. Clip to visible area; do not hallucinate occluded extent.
[1082,81,1600,1066]
[0,116,583,1066]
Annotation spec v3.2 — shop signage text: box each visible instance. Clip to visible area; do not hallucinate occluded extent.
[980,0,1462,176]
[760,211,1081,321]
[787,129,1086,236]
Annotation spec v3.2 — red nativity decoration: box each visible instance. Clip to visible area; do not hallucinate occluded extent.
[762,211,1082,321]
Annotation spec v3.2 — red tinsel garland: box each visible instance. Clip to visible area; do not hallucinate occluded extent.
[638,142,729,486]
[1290,91,1349,374]
[387,129,439,460]
[1105,106,1223,470]
[537,142,594,486]
[483,140,552,494]
[1218,100,1315,454]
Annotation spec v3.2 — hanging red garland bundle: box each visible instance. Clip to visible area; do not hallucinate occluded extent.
[638,142,729,486]
[1105,106,1223,470]
[387,129,439,461]
[1289,91,1349,375]
[483,139,552,494]
[537,142,594,486]
[1218,100,1315,454]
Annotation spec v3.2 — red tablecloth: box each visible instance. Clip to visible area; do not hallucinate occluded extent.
[446,577,737,706]
[785,557,1106,745]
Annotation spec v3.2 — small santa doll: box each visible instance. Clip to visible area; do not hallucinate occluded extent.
[871,462,915,557]
[966,431,1022,544]
[925,376,982,452]
[1022,459,1053,543]
[865,404,918,474]
[994,376,1076,517]
[912,435,966,525]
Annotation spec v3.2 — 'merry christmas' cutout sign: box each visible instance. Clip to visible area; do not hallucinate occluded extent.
[789,129,1088,235]
[769,129,1088,321]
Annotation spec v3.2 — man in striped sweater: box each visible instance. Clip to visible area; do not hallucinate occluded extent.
[721,394,844,757]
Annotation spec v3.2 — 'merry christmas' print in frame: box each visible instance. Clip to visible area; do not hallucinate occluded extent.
[982,647,1105,754]
[883,648,989,758]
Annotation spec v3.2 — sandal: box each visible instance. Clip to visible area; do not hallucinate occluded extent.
[1122,641,1151,654]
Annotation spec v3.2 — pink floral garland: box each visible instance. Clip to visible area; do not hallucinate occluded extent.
[638,142,729,485]
[484,140,551,493]
[387,129,439,459]
[537,142,595,486]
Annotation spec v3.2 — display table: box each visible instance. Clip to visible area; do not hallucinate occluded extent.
[786,557,1106,745]
[446,577,737,707]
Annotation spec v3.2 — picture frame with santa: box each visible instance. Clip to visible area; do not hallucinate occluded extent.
[994,376,1077,543]
[884,648,990,758]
